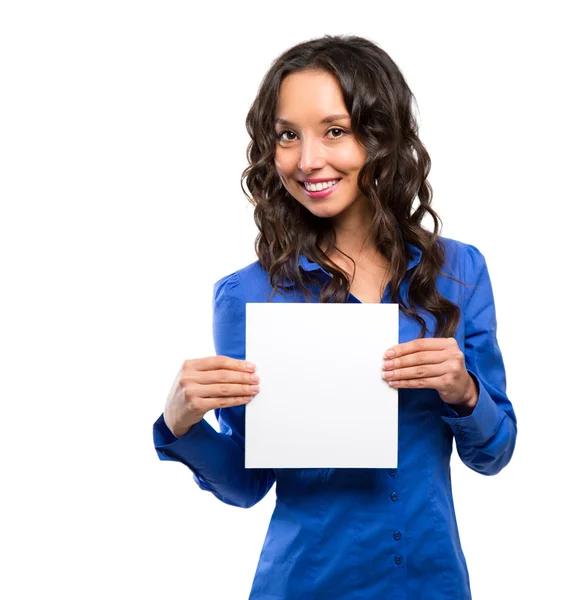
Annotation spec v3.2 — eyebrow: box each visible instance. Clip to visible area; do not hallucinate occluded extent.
[275,114,350,127]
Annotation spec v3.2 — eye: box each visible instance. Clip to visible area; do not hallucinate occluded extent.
[277,130,297,142]
[327,127,346,139]
[276,127,348,143]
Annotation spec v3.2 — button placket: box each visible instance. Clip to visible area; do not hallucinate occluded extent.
[387,472,405,574]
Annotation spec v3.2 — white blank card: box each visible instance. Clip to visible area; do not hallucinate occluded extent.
[245,303,398,469]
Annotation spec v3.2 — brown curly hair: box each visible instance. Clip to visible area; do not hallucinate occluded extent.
[240,34,461,338]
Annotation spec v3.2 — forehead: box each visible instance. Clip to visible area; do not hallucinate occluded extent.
[276,70,349,120]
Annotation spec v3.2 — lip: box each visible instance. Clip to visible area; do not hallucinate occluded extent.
[300,177,341,183]
[300,179,341,199]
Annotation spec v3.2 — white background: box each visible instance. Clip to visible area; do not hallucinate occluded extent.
[1,1,563,598]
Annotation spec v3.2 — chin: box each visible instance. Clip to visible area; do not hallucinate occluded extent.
[288,187,351,219]
[304,202,345,220]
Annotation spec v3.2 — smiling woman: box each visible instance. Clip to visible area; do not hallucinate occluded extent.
[242,37,462,338]
[271,69,389,302]
[274,72,367,215]
[153,34,517,600]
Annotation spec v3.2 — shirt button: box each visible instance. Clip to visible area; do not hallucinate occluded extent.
[390,492,398,502]
[393,531,402,541]
[457,433,465,440]
[394,555,403,565]
[388,469,397,478]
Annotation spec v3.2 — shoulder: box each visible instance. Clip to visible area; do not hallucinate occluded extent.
[438,235,487,282]
[213,259,268,303]
[438,235,482,261]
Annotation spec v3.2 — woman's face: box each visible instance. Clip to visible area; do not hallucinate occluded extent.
[274,69,368,220]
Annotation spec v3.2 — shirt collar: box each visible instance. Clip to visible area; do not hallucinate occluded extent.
[294,242,422,277]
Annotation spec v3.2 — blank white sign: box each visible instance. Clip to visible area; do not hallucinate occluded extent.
[245,303,399,468]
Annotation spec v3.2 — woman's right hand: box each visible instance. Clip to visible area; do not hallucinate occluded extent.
[163,356,260,438]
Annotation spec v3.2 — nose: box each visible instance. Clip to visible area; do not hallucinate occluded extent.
[298,136,326,174]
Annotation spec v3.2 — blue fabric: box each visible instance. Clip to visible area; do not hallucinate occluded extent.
[153,236,516,599]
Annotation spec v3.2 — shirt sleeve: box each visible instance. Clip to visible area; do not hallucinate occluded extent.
[441,244,517,475]
[152,272,276,508]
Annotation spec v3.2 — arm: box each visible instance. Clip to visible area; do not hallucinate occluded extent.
[152,273,276,508]
[441,245,517,475]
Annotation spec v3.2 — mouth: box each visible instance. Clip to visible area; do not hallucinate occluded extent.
[299,178,342,199]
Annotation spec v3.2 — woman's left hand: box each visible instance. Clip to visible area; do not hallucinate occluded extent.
[381,337,478,413]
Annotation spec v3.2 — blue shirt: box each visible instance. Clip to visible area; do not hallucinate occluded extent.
[153,236,517,599]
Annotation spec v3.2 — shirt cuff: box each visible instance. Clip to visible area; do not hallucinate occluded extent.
[153,414,217,463]
[441,370,501,446]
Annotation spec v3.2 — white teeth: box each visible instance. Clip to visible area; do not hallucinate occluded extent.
[304,179,339,192]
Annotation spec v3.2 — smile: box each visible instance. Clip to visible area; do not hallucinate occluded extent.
[302,179,340,191]
[300,178,342,199]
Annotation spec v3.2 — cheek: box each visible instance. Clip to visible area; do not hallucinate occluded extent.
[332,138,367,172]
[333,141,366,171]
[274,150,296,179]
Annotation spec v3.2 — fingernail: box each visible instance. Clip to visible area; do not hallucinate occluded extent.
[384,350,395,358]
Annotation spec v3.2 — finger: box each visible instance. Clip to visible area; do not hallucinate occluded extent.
[195,381,260,399]
[384,337,455,359]
[383,350,446,371]
[185,356,256,373]
[182,369,260,386]
[386,374,451,390]
[211,395,255,409]
[192,395,255,414]
[382,363,446,382]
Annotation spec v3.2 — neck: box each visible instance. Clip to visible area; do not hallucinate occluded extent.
[326,195,378,259]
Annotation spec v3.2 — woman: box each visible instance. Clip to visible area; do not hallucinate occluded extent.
[153,34,517,599]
